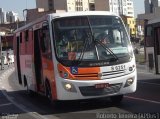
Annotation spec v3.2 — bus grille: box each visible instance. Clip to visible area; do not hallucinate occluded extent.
[79,83,122,96]
[74,70,126,80]
[101,70,126,79]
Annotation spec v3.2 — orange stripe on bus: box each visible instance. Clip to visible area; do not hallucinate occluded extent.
[58,63,101,80]
[42,57,57,100]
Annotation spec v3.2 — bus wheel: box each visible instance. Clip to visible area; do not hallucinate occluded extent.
[110,95,124,104]
[45,81,60,108]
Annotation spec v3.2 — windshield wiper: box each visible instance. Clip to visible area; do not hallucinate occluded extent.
[70,16,95,66]
[86,16,119,62]
[70,16,118,66]
[95,40,119,61]
[70,34,89,66]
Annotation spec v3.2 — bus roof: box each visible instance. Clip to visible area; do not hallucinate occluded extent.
[49,11,118,18]
[14,11,118,33]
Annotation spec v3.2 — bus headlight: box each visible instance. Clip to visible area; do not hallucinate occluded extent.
[65,83,72,90]
[124,77,134,87]
[62,82,77,92]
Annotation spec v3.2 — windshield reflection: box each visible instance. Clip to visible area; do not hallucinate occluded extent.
[53,15,131,66]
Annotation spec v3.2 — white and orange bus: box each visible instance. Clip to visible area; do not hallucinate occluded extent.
[13,11,137,103]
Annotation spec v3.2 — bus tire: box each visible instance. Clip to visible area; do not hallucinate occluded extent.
[45,80,61,108]
[110,95,123,104]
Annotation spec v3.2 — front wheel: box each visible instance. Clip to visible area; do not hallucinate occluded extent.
[110,95,124,104]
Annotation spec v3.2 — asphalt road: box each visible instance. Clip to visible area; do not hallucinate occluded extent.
[0,65,160,119]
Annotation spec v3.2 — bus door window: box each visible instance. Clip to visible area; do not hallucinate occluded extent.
[41,23,52,60]
[34,28,43,90]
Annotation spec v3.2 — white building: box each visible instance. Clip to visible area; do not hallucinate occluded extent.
[36,0,90,12]
[0,8,19,24]
[0,8,7,24]
[95,0,134,17]
[109,0,119,15]
[6,11,18,23]
[124,0,134,17]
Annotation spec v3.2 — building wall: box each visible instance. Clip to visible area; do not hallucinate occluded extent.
[138,7,160,20]
[67,0,76,11]
[109,0,119,15]
[95,0,134,17]
[95,0,109,11]
[127,17,136,36]
[145,0,150,14]
[54,0,67,11]
[36,0,90,12]
[82,0,89,11]
[125,0,134,17]
[144,0,160,14]
[0,8,7,24]
[0,8,18,24]
[6,11,18,23]
[36,0,49,11]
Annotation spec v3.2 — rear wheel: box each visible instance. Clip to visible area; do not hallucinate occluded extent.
[110,95,124,104]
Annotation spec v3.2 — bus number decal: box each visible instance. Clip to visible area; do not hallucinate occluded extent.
[111,65,125,71]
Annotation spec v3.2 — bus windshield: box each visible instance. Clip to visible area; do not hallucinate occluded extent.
[53,15,131,66]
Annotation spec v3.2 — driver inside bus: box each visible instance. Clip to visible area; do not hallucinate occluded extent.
[97,31,111,45]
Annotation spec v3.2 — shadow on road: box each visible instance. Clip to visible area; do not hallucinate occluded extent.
[3,71,127,117]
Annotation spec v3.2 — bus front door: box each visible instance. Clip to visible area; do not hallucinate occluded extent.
[34,29,44,92]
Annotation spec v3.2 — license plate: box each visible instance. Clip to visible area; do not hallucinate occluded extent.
[95,83,110,89]
[111,65,126,71]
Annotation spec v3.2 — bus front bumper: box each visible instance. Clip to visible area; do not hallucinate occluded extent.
[55,70,137,100]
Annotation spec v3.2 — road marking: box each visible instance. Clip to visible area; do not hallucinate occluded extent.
[0,103,12,107]
[138,81,160,86]
[125,96,160,105]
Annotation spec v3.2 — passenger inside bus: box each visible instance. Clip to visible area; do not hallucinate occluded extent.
[56,29,85,60]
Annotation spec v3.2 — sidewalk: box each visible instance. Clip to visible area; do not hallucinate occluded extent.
[136,63,148,73]
[136,63,160,80]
